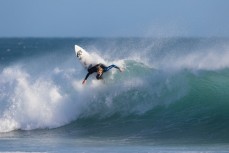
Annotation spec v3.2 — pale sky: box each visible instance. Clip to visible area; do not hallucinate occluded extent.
[0,0,229,37]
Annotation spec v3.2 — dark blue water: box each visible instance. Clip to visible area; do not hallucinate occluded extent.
[1,38,229,152]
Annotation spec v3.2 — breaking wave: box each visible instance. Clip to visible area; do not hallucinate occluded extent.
[0,38,229,142]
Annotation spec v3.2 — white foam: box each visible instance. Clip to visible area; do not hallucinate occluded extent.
[0,66,78,132]
[0,61,127,132]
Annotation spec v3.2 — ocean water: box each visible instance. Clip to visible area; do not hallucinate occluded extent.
[1,38,229,152]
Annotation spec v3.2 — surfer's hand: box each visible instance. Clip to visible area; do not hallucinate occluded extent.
[119,68,124,72]
[82,80,86,84]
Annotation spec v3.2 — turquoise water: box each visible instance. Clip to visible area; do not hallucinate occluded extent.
[1,38,229,152]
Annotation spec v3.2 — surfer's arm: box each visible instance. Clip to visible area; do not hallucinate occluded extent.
[113,65,124,72]
[82,73,90,84]
[113,65,121,70]
[104,64,123,72]
[85,72,91,80]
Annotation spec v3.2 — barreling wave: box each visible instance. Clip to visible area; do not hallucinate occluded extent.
[1,38,229,142]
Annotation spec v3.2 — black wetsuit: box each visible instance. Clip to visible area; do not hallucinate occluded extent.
[84,63,120,80]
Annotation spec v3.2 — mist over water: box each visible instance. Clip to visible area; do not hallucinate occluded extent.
[1,38,229,144]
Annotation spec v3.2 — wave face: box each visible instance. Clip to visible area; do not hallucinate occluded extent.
[1,38,229,142]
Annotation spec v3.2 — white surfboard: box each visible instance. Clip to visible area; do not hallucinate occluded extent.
[74,45,97,69]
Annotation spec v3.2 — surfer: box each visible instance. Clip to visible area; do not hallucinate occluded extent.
[82,63,122,84]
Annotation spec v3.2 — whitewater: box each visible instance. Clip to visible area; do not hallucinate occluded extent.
[1,38,229,152]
